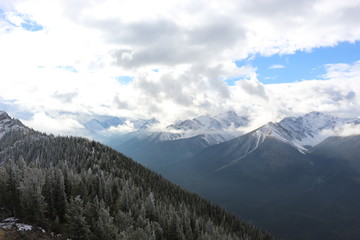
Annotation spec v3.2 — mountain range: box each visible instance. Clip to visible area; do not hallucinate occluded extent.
[4,109,360,239]
[0,110,272,240]
[85,110,360,240]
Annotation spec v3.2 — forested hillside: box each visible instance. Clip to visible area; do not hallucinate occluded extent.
[0,127,273,240]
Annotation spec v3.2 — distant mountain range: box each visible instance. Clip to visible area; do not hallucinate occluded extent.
[167,111,249,132]
[85,110,360,240]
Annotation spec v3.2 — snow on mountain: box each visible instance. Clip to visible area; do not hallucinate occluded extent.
[83,116,125,133]
[278,112,357,146]
[142,131,183,142]
[83,116,158,134]
[83,111,248,144]
[169,119,203,131]
[97,116,126,129]
[167,111,249,132]
[87,111,359,150]
[200,112,360,171]
[217,111,249,128]
[253,112,359,153]
[0,111,26,138]
[255,121,308,152]
[95,111,249,146]
[84,119,107,132]
[132,118,159,130]
[121,129,238,146]
[197,132,239,145]
[139,111,249,144]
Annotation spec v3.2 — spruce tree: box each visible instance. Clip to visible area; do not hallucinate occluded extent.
[65,196,90,240]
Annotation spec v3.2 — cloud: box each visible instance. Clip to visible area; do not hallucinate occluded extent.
[337,124,360,137]
[22,112,86,135]
[0,0,360,134]
[72,0,360,69]
[108,120,135,133]
[322,61,360,80]
[269,64,285,69]
[236,79,268,100]
[266,61,360,118]
[321,122,360,138]
[52,91,78,103]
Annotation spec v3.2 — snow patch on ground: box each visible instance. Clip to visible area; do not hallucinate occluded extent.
[0,222,33,231]
[0,217,45,232]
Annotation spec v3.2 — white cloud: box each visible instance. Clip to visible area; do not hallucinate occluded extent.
[0,0,360,134]
[269,64,285,69]
[22,112,86,135]
[336,124,360,137]
[320,122,360,138]
[108,120,135,133]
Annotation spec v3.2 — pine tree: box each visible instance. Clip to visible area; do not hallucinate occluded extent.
[0,167,8,207]
[94,200,117,240]
[65,196,90,240]
[6,160,22,217]
[145,192,157,221]
[54,168,68,222]
[18,166,47,223]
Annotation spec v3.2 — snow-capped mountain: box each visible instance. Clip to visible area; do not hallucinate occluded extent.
[167,111,249,132]
[103,111,250,168]
[256,112,358,152]
[181,111,360,171]
[133,111,249,144]
[132,118,159,130]
[83,116,158,134]
[0,111,26,138]
[277,112,356,147]
[224,112,360,158]
[83,116,126,133]
[132,131,238,145]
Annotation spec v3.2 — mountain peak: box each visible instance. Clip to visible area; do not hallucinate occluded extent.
[256,112,359,151]
[0,110,26,138]
[167,111,249,132]
[0,110,9,118]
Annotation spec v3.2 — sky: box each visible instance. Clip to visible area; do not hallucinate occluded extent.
[0,0,360,135]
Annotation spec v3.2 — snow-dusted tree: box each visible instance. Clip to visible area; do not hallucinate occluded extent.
[94,200,117,240]
[18,166,47,223]
[145,192,157,221]
[65,196,90,240]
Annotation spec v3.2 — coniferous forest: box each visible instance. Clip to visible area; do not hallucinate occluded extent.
[0,128,274,240]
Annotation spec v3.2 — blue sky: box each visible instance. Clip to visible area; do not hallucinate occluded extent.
[0,8,43,31]
[235,41,360,84]
[115,76,134,84]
